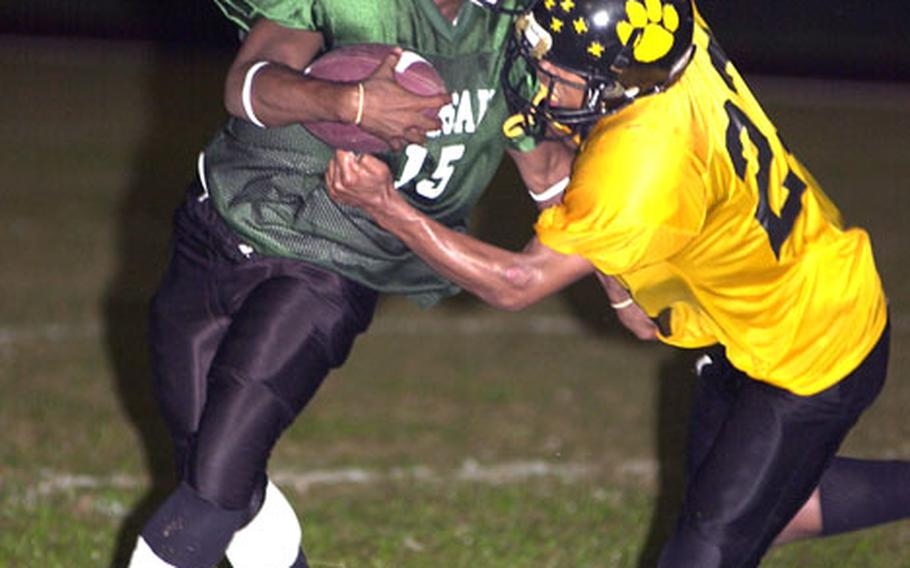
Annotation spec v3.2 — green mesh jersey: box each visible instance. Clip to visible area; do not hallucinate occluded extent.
[203,0,531,306]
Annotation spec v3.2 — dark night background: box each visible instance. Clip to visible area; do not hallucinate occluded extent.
[1,0,908,81]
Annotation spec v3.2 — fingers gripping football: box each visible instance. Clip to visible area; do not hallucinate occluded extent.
[303,44,450,153]
[360,51,450,150]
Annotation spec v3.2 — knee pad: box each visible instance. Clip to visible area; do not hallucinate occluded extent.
[226,479,303,568]
[138,482,247,568]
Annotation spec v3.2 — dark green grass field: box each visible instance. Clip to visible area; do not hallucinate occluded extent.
[1,38,909,567]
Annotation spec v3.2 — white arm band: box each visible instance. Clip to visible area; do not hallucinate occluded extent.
[610,298,635,310]
[529,176,570,203]
[242,61,270,128]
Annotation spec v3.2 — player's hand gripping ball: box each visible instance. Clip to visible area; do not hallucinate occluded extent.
[303,44,447,153]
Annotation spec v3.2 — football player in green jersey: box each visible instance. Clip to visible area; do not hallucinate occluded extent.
[127,1,578,568]
[328,0,910,566]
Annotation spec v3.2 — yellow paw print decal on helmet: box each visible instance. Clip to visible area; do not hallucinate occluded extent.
[616,0,680,63]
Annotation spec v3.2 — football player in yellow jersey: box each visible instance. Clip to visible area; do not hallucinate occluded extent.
[327,0,910,565]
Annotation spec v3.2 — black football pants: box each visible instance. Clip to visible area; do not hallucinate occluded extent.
[659,323,889,567]
[148,184,378,511]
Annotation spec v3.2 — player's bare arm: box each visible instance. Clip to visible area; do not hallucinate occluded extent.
[326,150,594,310]
[224,19,450,149]
[596,272,658,340]
[504,60,657,338]
[506,141,574,206]
[508,141,657,339]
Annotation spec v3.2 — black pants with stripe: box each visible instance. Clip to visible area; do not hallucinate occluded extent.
[659,323,890,567]
[148,182,378,511]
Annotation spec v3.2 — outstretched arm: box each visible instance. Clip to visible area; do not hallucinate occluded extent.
[326,151,594,310]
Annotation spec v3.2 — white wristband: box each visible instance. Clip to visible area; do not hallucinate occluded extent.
[529,176,569,203]
[242,61,270,128]
[610,298,635,310]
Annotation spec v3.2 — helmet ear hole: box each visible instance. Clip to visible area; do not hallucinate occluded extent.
[618,66,677,94]
[596,81,625,102]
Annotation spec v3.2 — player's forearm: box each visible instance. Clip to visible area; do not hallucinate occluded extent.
[225,62,359,127]
[597,273,631,304]
[508,141,576,209]
[368,198,547,311]
[222,19,356,128]
[325,151,594,306]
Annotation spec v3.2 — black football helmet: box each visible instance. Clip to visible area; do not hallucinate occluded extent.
[501,0,695,140]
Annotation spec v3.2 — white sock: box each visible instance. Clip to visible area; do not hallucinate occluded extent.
[225,479,302,568]
[127,536,178,568]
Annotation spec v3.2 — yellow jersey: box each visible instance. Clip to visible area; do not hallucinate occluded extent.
[535,13,887,395]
